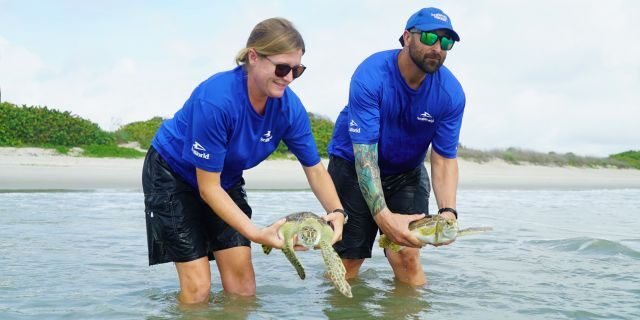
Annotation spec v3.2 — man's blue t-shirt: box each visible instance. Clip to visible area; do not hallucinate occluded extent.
[327,49,466,176]
[152,66,320,190]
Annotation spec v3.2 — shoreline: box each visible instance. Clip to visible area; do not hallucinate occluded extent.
[1,147,640,191]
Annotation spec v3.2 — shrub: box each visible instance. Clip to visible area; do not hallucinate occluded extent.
[610,151,640,169]
[114,116,164,149]
[271,112,335,158]
[0,102,114,147]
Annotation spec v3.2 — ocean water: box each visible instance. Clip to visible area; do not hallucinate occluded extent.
[0,188,639,320]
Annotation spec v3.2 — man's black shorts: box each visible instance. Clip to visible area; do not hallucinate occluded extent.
[142,146,252,266]
[327,156,430,259]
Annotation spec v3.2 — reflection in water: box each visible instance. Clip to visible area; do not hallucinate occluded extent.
[146,290,260,320]
[324,270,432,319]
[379,279,432,319]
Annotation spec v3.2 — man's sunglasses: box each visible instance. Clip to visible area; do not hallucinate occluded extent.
[410,30,455,51]
[262,55,306,79]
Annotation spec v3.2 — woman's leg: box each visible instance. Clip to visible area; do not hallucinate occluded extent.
[175,257,212,304]
[213,246,256,296]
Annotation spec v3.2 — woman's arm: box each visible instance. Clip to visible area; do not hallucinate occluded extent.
[196,168,285,248]
[302,162,345,244]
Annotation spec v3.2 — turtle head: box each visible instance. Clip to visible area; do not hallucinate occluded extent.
[298,225,321,248]
[439,218,459,241]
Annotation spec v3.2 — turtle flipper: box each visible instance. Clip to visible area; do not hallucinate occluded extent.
[282,245,306,280]
[457,227,493,237]
[319,240,352,298]
[262,245,273,255]
[378,235,404,252]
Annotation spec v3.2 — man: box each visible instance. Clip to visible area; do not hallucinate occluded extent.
[327,7,465,285]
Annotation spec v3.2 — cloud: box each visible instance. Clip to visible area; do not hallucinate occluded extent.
[1,0,639,156]
[450,1,640,156]
[0,36,46,103]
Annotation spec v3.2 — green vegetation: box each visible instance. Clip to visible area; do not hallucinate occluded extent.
[270,112,335,159]
[0,102,113,147]
[82,145,146,158]
[609,150,640,169]
[457,146,633,169]
[0,101,638,169]
[114,116,164,149]
[0,102,152,157]
[308,113,334,158]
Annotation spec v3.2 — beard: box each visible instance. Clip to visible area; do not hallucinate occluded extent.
[408,41,446,74]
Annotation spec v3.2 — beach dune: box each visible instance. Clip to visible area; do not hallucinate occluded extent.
[1,147,639,191]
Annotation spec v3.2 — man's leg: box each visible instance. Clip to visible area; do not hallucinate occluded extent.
[383,164,430,285]
[385,248,426,285]
[175,257,212,304]
[342,258,366,280]
[213,246,256,296]
[328,156,379,280]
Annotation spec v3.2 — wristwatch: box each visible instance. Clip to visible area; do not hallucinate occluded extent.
[331,208,348,224]
[437,207,458,219]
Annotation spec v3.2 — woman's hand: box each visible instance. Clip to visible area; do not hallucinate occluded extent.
[323,211,345,244]
[251,218,286,249]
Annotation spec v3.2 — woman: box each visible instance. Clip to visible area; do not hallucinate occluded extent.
[142,17,346,304]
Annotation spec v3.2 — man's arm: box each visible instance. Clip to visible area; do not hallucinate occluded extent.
[353,143,425,247]
[430,150,459,222]
[353,143,387,216]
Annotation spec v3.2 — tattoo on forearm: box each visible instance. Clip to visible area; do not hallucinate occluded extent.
[354,144,387,217]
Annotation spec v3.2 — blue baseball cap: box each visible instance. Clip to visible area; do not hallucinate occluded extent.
[399,7,460,46]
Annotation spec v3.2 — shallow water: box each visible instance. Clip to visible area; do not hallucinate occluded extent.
[1,189,639,319]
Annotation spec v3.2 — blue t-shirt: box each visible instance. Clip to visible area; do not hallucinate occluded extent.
[152,66,320,190]
[327,49,465,176]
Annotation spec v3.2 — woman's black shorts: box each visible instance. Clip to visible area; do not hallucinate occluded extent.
[142,146,252,266]
[327,156,430,260]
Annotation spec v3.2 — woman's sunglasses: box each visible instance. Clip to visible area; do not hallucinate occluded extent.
[262,56,306,79]
[410,30,455,51]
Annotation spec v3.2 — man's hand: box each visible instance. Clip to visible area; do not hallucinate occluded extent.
[374,210,425,248]
[439,211,456,220]
[323,211,345,244]
[431,212,457,247]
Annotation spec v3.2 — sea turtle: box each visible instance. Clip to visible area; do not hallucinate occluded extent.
[379,215,493,252]
[262,211,352,298]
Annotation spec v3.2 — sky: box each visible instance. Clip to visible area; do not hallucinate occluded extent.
[1,0,639,157]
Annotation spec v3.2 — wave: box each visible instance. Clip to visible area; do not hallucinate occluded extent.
[529,237,640,258]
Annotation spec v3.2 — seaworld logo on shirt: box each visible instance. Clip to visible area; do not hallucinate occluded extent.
[260,131,273,142]
[417,112,434,123]
[191,141,210,160]
[348,120,361,133]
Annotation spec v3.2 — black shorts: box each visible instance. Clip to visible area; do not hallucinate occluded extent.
[328,156,430,259]
[142,146,252,266]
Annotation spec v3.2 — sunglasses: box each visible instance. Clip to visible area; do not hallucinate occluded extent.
[262,55,306,79]
[410,30,455,51]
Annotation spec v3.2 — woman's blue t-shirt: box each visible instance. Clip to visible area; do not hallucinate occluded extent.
[152,66,320,190]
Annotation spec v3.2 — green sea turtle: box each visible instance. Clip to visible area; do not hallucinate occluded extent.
[262,211,352,298]
[379,215,493,252]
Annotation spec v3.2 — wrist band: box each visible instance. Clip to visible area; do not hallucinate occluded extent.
[437,207,458,219]
[330,208,348,224]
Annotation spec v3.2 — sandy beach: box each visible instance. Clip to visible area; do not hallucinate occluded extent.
[1,147,639,191]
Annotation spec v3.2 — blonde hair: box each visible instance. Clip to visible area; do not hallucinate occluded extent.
[235,17,305,65]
